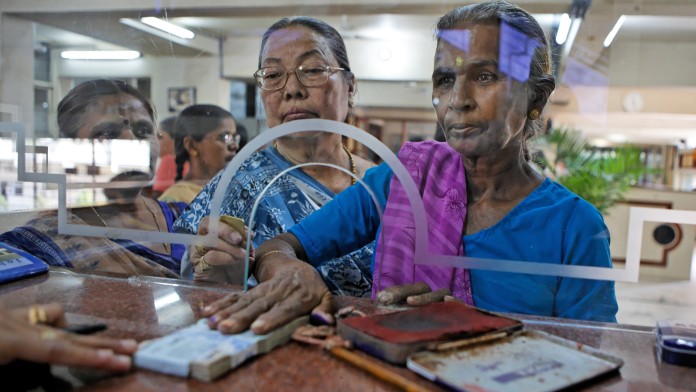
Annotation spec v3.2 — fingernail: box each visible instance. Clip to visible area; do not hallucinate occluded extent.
[310,311,331,325]
[208,314,219,324]
[219,320,237,331]
[250,319,266,331]
[114,354,132,368]
[97,349,114,359]
[202,305,214,314]
[377,292,392,304]
[120,339,138,351]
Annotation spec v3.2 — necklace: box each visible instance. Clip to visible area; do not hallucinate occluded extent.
[274,142,357,185]
[140,196,170,255]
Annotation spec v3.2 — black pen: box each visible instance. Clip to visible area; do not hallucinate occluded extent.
[64,323,108,335]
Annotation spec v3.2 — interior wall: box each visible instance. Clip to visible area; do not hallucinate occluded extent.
[0,14,34,129]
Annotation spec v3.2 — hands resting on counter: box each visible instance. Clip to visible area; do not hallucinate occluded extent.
[193,217,449,335]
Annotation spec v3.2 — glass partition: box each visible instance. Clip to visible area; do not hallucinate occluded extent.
[1,0,695,328]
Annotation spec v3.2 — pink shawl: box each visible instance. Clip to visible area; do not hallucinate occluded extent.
[372,141,474,305]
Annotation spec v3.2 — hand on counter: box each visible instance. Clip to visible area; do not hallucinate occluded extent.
[0,303,136,372]
[376,282,451,306]
[202,250,333,335]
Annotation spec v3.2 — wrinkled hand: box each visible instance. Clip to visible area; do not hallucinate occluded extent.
[201,255,333,335]
[376,282,451,306]
[192,215,255,284]
[0,303,136,372]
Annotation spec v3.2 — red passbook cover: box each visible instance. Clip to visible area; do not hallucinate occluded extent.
[341,302,520,344]
[338,302,522,364]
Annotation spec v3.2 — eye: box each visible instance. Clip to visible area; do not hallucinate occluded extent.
[93,128,120,141]
[263,68,283,80]
[476,72,497,83]
[433,74,455,88]
[133,125,154,139]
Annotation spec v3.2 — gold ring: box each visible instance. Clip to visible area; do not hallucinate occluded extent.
[40,330,59,341]
[198,255,213,272]
[194,245,208,255]
[28,305,48,325]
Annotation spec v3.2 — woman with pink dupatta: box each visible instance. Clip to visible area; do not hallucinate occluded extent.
[198,1,618,336]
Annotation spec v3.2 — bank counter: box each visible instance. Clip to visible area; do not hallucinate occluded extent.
[0,269,693,391]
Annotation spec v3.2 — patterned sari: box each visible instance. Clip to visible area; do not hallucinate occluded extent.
[0,201,187,278]
[175,146,373,297]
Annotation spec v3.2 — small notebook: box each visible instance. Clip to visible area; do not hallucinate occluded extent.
[135,316,308,382]
[407,330,623,392]
[338,302,522,364]
[0,241,49,284]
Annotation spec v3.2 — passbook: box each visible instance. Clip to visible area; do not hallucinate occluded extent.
[135,316,308,382]
[0,241,49,284]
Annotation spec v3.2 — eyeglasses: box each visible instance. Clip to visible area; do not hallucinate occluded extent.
[213,132,241,145]
[253,62,346,91]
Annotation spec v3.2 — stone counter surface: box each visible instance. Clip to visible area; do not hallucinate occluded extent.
[1,269,694,391]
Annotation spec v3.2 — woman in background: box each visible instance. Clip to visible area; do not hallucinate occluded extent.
[159,104,239,204]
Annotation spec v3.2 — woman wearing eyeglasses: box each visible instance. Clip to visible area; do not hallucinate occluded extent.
[174,16,375,296]
[159,105,239,204]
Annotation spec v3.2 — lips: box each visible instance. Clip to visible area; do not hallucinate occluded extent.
[283,108,317,122]
[447,123,481,137]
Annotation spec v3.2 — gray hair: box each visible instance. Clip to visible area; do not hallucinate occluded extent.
[436,0,555,159]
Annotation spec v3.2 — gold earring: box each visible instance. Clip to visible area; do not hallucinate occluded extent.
[191,150,198,157]
[529,109,540,120]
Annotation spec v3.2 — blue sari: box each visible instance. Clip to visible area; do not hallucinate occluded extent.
[175,146,373,297]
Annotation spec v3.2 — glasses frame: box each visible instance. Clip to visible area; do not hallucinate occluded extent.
[209,131,240,146]
[253,63,347,91]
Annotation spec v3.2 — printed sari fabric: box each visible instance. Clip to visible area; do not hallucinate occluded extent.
[373,141,474,304]
[174,146,373,297]
[0,201,187,278]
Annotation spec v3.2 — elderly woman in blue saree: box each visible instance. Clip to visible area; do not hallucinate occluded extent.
[174,16,375,296]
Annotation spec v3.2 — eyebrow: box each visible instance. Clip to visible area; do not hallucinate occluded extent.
[89,119,153,138]
[432,58,500,77]
[262,48,327,66]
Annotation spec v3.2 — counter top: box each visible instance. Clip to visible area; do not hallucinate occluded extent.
[1,269,693,391]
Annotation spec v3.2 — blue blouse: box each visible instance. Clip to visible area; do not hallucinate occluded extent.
[290,163,619,322]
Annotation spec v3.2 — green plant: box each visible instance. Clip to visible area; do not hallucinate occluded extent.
[537,128,658,215]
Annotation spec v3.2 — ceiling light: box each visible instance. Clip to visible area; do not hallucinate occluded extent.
[556,13,571,45]
[60,50,141,60]
[603,15,626,47]
[140,17,194,39]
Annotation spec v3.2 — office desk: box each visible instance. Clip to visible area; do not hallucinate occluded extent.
[0,269,693,391]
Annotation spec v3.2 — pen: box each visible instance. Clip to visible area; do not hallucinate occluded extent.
[64,323,108,335]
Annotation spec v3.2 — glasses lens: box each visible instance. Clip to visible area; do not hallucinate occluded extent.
[256,67,286,90]
[298,63,329,87]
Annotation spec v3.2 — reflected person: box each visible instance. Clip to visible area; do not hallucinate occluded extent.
[0,79,187,277]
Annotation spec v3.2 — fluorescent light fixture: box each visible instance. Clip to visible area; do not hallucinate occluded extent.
[60,50,141,60]
[140,17,194,39]
[603,15,626,47]
[556,13,571,45]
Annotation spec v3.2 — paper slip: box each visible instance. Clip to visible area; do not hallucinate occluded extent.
[135,316,308,381]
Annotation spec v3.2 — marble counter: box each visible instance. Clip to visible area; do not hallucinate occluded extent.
[1,269,694,391]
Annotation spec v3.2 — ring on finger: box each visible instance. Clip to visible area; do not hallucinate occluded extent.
[28,305,48,325]
[198,255,213,272]
[40,330,59,341]
[194,245,208,255]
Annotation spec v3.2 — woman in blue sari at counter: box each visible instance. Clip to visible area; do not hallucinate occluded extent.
[174,16,375,296]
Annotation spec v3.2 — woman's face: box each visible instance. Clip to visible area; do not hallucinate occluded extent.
[75,93,159,169]
[432,23,529,159]
[194,117,238,178]
[259,26,355,131]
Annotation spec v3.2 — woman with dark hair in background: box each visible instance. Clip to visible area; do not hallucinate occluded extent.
[151,116,185,198]
[159,105,239,204]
